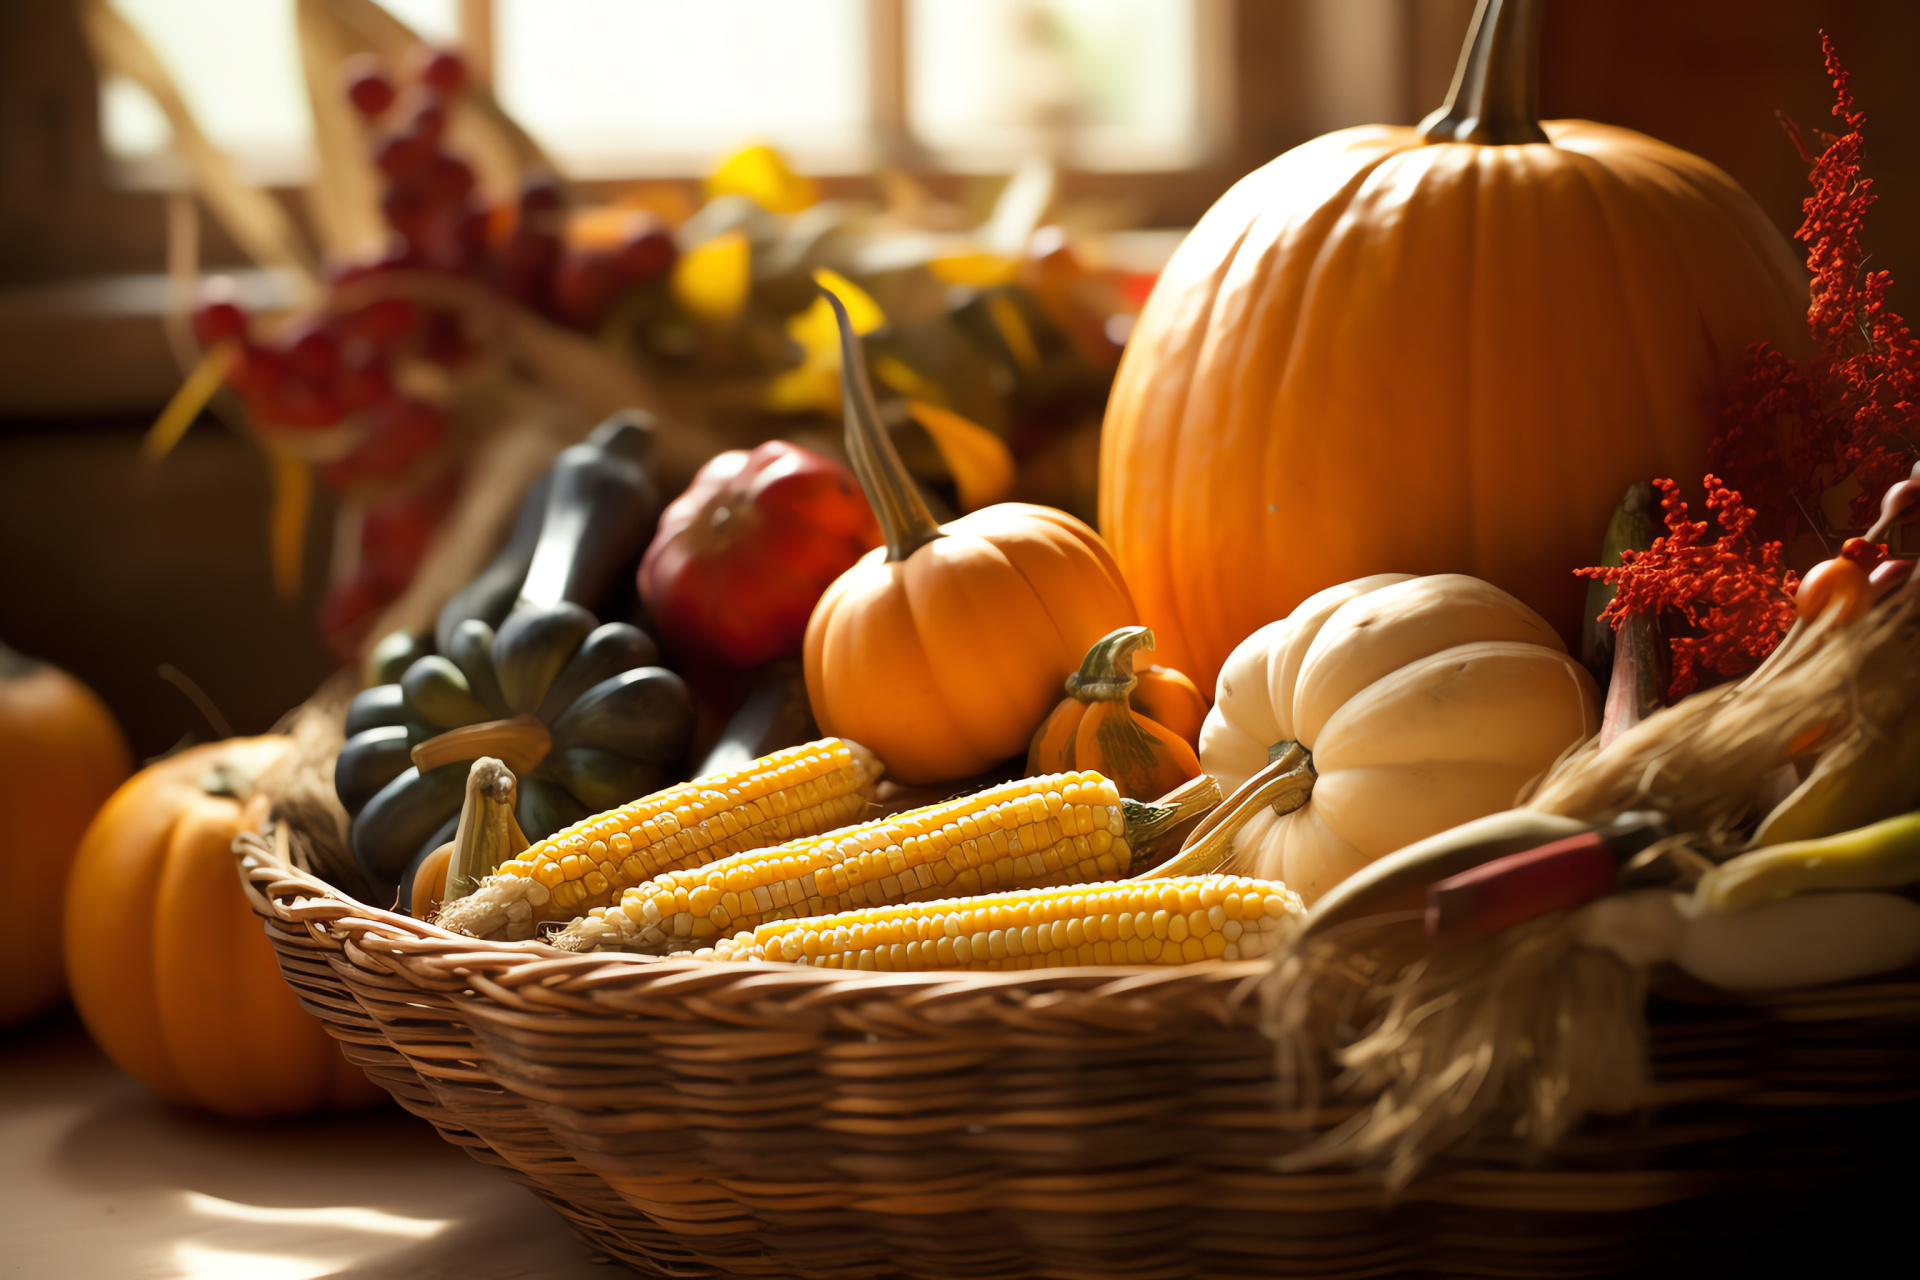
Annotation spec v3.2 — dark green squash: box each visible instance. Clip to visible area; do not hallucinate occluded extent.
[337,411,685,909]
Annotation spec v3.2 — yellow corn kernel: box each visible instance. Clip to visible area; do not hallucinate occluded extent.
[437,738,881,940]
[557,770,1142,954]
[700,876,1303,970]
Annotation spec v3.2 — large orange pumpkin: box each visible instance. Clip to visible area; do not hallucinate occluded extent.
[64,737,383,1117]
[806,292,1139,783]
[1097,0,1807,688]
[0,643,130,1026]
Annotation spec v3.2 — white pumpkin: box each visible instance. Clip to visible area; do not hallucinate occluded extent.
[1199,574,1600,902]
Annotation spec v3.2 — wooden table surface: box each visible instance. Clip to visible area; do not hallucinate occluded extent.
[1,1011,610,1279]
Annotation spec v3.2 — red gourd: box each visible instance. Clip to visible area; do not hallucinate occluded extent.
[640,440,879,669]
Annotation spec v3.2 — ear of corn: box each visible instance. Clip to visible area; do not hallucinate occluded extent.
[701,875,1303,970]
[554,771,1134,953]
[435,738,881,940]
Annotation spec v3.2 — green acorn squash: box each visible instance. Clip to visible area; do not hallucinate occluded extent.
[335,412,690,909]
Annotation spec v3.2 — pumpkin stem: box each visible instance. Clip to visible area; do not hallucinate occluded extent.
[412,714,553,776]
[1064,626,1153,702]
[1418,0,1548,146]
[1144,744,1315,879]
[444,757,530,905]
[826,287,944,562]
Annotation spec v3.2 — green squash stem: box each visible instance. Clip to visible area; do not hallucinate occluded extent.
[825,287,943,562]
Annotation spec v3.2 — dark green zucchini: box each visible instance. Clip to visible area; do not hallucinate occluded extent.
[350,762,469,901]
[549,667,695,762]
[434,471,552,655]
[334,724,413,814]
[345,683,407,737]
[514,411,661,613]
[694,658,815,778]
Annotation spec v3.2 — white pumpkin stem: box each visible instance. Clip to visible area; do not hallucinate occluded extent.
[827,287,944,562]
[1142,745,1316,879]
[1418,0,1548,146]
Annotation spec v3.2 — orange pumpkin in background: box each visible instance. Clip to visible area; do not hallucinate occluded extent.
[806,292,1139,784]
[1097,0,1808,688]
[64,737,383,1117]
[0,643,130,1026]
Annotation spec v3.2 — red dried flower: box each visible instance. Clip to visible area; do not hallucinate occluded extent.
[1576,476,1800,699]
[1710,34,1920,544]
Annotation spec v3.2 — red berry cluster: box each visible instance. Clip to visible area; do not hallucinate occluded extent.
[316,471,460,651]
[192,279,453,656]
[1712,36,1920,546]
[187,45,682,656]
[348,45,678,328]
[351,49,489,274]
[1576,476,1801,700]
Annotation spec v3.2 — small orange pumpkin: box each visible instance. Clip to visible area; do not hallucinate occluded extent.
[1028,626,1203,800]
[63,737,383,1117]
[0,643,130,1026]
[805,291,1139,784]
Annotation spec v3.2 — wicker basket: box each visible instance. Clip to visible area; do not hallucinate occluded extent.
[236,823,1920,1278]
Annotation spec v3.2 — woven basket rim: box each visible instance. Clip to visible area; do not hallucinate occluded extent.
[236,828,1279,1019]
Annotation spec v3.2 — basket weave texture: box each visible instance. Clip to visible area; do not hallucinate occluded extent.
[237,826,1920,1278]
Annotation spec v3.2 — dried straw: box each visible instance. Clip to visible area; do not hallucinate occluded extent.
[1263,913,1646,1190]
[1526,578,1920,851]
[257,671,368,902]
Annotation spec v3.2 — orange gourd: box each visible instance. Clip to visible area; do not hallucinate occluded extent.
[1097,0,1808,689]
[63,737,383,1117]
[1129,660,1208,749]
[1028,627,1203,801]
[805,292,1139,784]
[0,643,130,1026]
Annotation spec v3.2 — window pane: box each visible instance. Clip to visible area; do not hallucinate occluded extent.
[907,0,1201,171]
[375,0,461,44]
[105,0,311,175]
[494,0,870,178]
[102,0,460,181]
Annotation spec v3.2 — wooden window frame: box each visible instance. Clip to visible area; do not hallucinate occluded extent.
[0,0,1471,417]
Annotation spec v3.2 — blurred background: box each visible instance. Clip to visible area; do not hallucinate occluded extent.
[3,0,1917,760]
